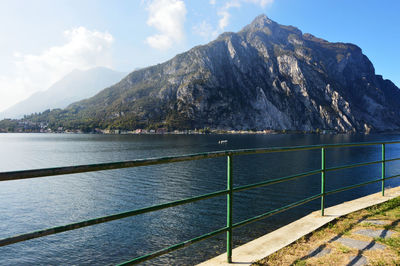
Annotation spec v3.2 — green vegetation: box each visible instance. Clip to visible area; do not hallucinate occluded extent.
[337,244,351,253]
[0,119,19,132]
[375,236,400,253]
[293,259,307,266]
[0,99,199,133]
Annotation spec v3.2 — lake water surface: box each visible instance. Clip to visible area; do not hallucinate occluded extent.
[1,133,400,265]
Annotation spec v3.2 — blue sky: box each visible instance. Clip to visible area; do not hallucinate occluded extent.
[0,0,399,111]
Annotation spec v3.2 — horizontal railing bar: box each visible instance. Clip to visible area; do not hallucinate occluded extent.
[325,173,400,197]
[233,169,321,193]
[232,193,322,229]
[0,189,228,247]
[385,157,400,163]
[325,178,382,196]
[232,173,400,232]
[229,140,400,157]
[325,160,383,173]
[2,140,400,182]
[0,152,231,181]
[117,227,228,265]
[383,173,400,181]
[320,140,400,148]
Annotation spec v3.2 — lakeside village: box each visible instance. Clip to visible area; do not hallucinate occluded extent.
[0,119,337,135]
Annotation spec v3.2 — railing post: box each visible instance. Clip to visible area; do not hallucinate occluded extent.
[227,155,233,263]
[321,147,326,216]
[382,144,385,196]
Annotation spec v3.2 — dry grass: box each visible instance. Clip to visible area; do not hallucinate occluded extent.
[253,197,400,266]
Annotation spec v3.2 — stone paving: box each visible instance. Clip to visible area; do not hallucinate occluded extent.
[304,219,397,265]
[347,255,368,266]
[307,247,331,258]
[334,236,385,251]
[282,217,399,266]
[271,219,399,266]
[361,219,389,225]
[354,228,394,238]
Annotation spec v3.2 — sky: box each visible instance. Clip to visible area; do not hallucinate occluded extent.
[0,0,399,112]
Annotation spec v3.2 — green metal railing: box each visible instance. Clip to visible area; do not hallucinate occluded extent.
[1,140,400,264]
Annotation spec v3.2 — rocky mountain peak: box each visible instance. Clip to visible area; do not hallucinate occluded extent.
[26,15,400,133]
[242,14,303,41]
[249,14,275,28]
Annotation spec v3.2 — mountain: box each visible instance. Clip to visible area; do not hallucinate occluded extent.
[25,15,400,133]
[0,67,126,119]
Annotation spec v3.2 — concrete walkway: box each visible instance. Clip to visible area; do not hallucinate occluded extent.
[197,186,400,266]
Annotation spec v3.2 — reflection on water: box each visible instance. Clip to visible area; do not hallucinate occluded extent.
[1,133,400,265]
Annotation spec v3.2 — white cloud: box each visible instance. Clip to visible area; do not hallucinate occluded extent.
[193,20,217,40]
[225,0,241,9]
[0,27,114,112]
[244,0,274,8]
[193,0,274,41]
[216,0,239,31]
[145,0,187,50]
[218,10,231,30]
[216,0,274,31]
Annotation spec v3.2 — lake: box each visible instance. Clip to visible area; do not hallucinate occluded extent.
[1,133,400,265]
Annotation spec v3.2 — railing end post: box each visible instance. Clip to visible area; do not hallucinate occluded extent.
[382,144,386,197]
[227,155,233,263]
[321,147,326,216]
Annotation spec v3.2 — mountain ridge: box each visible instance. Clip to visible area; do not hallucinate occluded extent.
[0,67,126,119]
[15,15,400,133]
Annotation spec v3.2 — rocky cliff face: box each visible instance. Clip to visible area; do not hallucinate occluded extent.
[69,15,400,132]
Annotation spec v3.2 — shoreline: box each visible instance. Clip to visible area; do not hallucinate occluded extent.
[0,130,355,135]
[2,130,400,135]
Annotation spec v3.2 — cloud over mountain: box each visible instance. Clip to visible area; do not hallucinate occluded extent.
[0,27,114,111]
[145,0,187,50]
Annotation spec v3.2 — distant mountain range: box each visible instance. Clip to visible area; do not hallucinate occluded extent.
[0,67,126,119]
[10,15,400,133]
